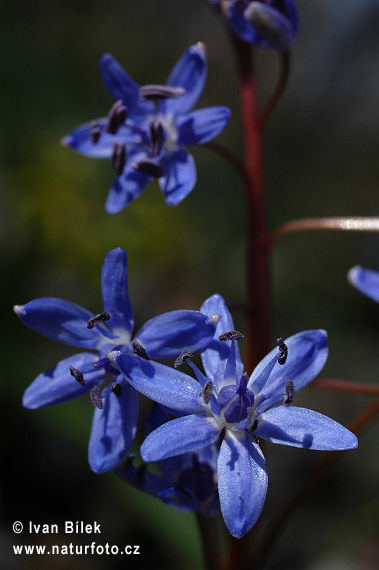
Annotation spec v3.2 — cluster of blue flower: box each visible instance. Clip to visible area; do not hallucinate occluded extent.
[14,1,363,540]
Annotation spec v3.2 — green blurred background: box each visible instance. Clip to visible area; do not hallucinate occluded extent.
[2,0,379,568]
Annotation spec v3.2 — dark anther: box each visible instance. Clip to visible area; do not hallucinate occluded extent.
[111,382,122,397]
[149,120,164,157]
[90,385,104,409]
[277,337,288,365]
[218,330,244,342]
[200,381,213,405]
[105,99,128,134]
[284,379,295,407]
[132,339,151,360]
[174,349,194,368]
[90,120,101,144]
[247,407,258,431]
[137,463,148,479]
[87,311,111,329]
[111,142,126,176]
[69,365,86,386]
[131,157,165,178]
[139,84,187,100]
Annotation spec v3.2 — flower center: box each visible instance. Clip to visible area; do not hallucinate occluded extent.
[217,374,255,424]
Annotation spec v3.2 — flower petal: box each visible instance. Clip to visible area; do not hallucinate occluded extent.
[218,430,268,539]
[105,161,151,214]
[159,147,196,206]
[99,53,155,121]
[109,351,207,415]
[160,43,207,117]
[200,294,243,391]
[22,352,106,408]
[101,248,134,337]
[141,415,220,462]
[249,330,328,413]
[61,120,136,158]
[88,379,139,473]
[255,406,358,450]
[158,488,199,512]
[115,457,169,496]
[135,310,219,359]
[177,107,231,146]
[14,298,105,349]
[348,266,379,304]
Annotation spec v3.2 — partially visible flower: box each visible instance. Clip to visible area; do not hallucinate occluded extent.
[109,294,358,538]
[13,248,220,474]
[211,1,299,52]
[116,403,220,516]
[348,265,379,304]
[62,43,231,213]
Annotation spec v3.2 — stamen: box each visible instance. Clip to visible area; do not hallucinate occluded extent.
[69,365,86,386]
[219,330,244,342]
[105,99,128,134]
[131,157,165,178]
[87,311,111,329]
[90,120,101,144]
[149,120,164,157]
[277,337,288,365]
[284,379,295,406]
[132,339,151,360]
[139,84,187,100]
[137,463,148,479]
[174,349,194,368]
[200,381,213,404]
[111,142,126,176]
[90,386,104,409]
[247,407,258,431]
[111,382,122,397]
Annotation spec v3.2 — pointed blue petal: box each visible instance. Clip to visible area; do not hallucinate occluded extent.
[88,379,139,473]
[177,107,231,146]
[14,298,105,349]
[348,266,379,304]
[135,309,219,359]
[255,406,358,450]
[248,330,328,413]
[218,430,268,539]
[61,120,137,158]
[105,161,151,214]
[160,43,207,117]
[200,294,243,391]
[109,351,207,415]
[101,248,134,337]
[99,53,155,121]
[159,147,196,206]
[22,352,107,408]
[141,414,220,462]
[158,488,199,512]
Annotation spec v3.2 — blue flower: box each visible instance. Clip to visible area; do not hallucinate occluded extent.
[348,266,379,304]
[62,43,231,213]
[109,293,358,538]
[213,1,299,52]
[116,404,220,516]
[13,248,220,474]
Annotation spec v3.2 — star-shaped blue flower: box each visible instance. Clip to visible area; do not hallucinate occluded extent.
[13,248,220,474]
[116,403,220,516]
[211,1,299,52]
[62,43,231,213]
[109,293,358,538]
[349,265,379,304]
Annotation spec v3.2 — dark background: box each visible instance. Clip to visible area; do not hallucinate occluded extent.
[1,1,379,568]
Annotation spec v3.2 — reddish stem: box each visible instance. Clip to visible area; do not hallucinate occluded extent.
[231,34,271,374]
[312,378,379,396]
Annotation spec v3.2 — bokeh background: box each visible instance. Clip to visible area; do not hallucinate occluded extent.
[2,0,379,568]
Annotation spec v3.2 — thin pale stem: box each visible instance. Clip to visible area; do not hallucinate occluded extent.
[205,140,249,184]
[260,51,290,125]
[266,217,379,251]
